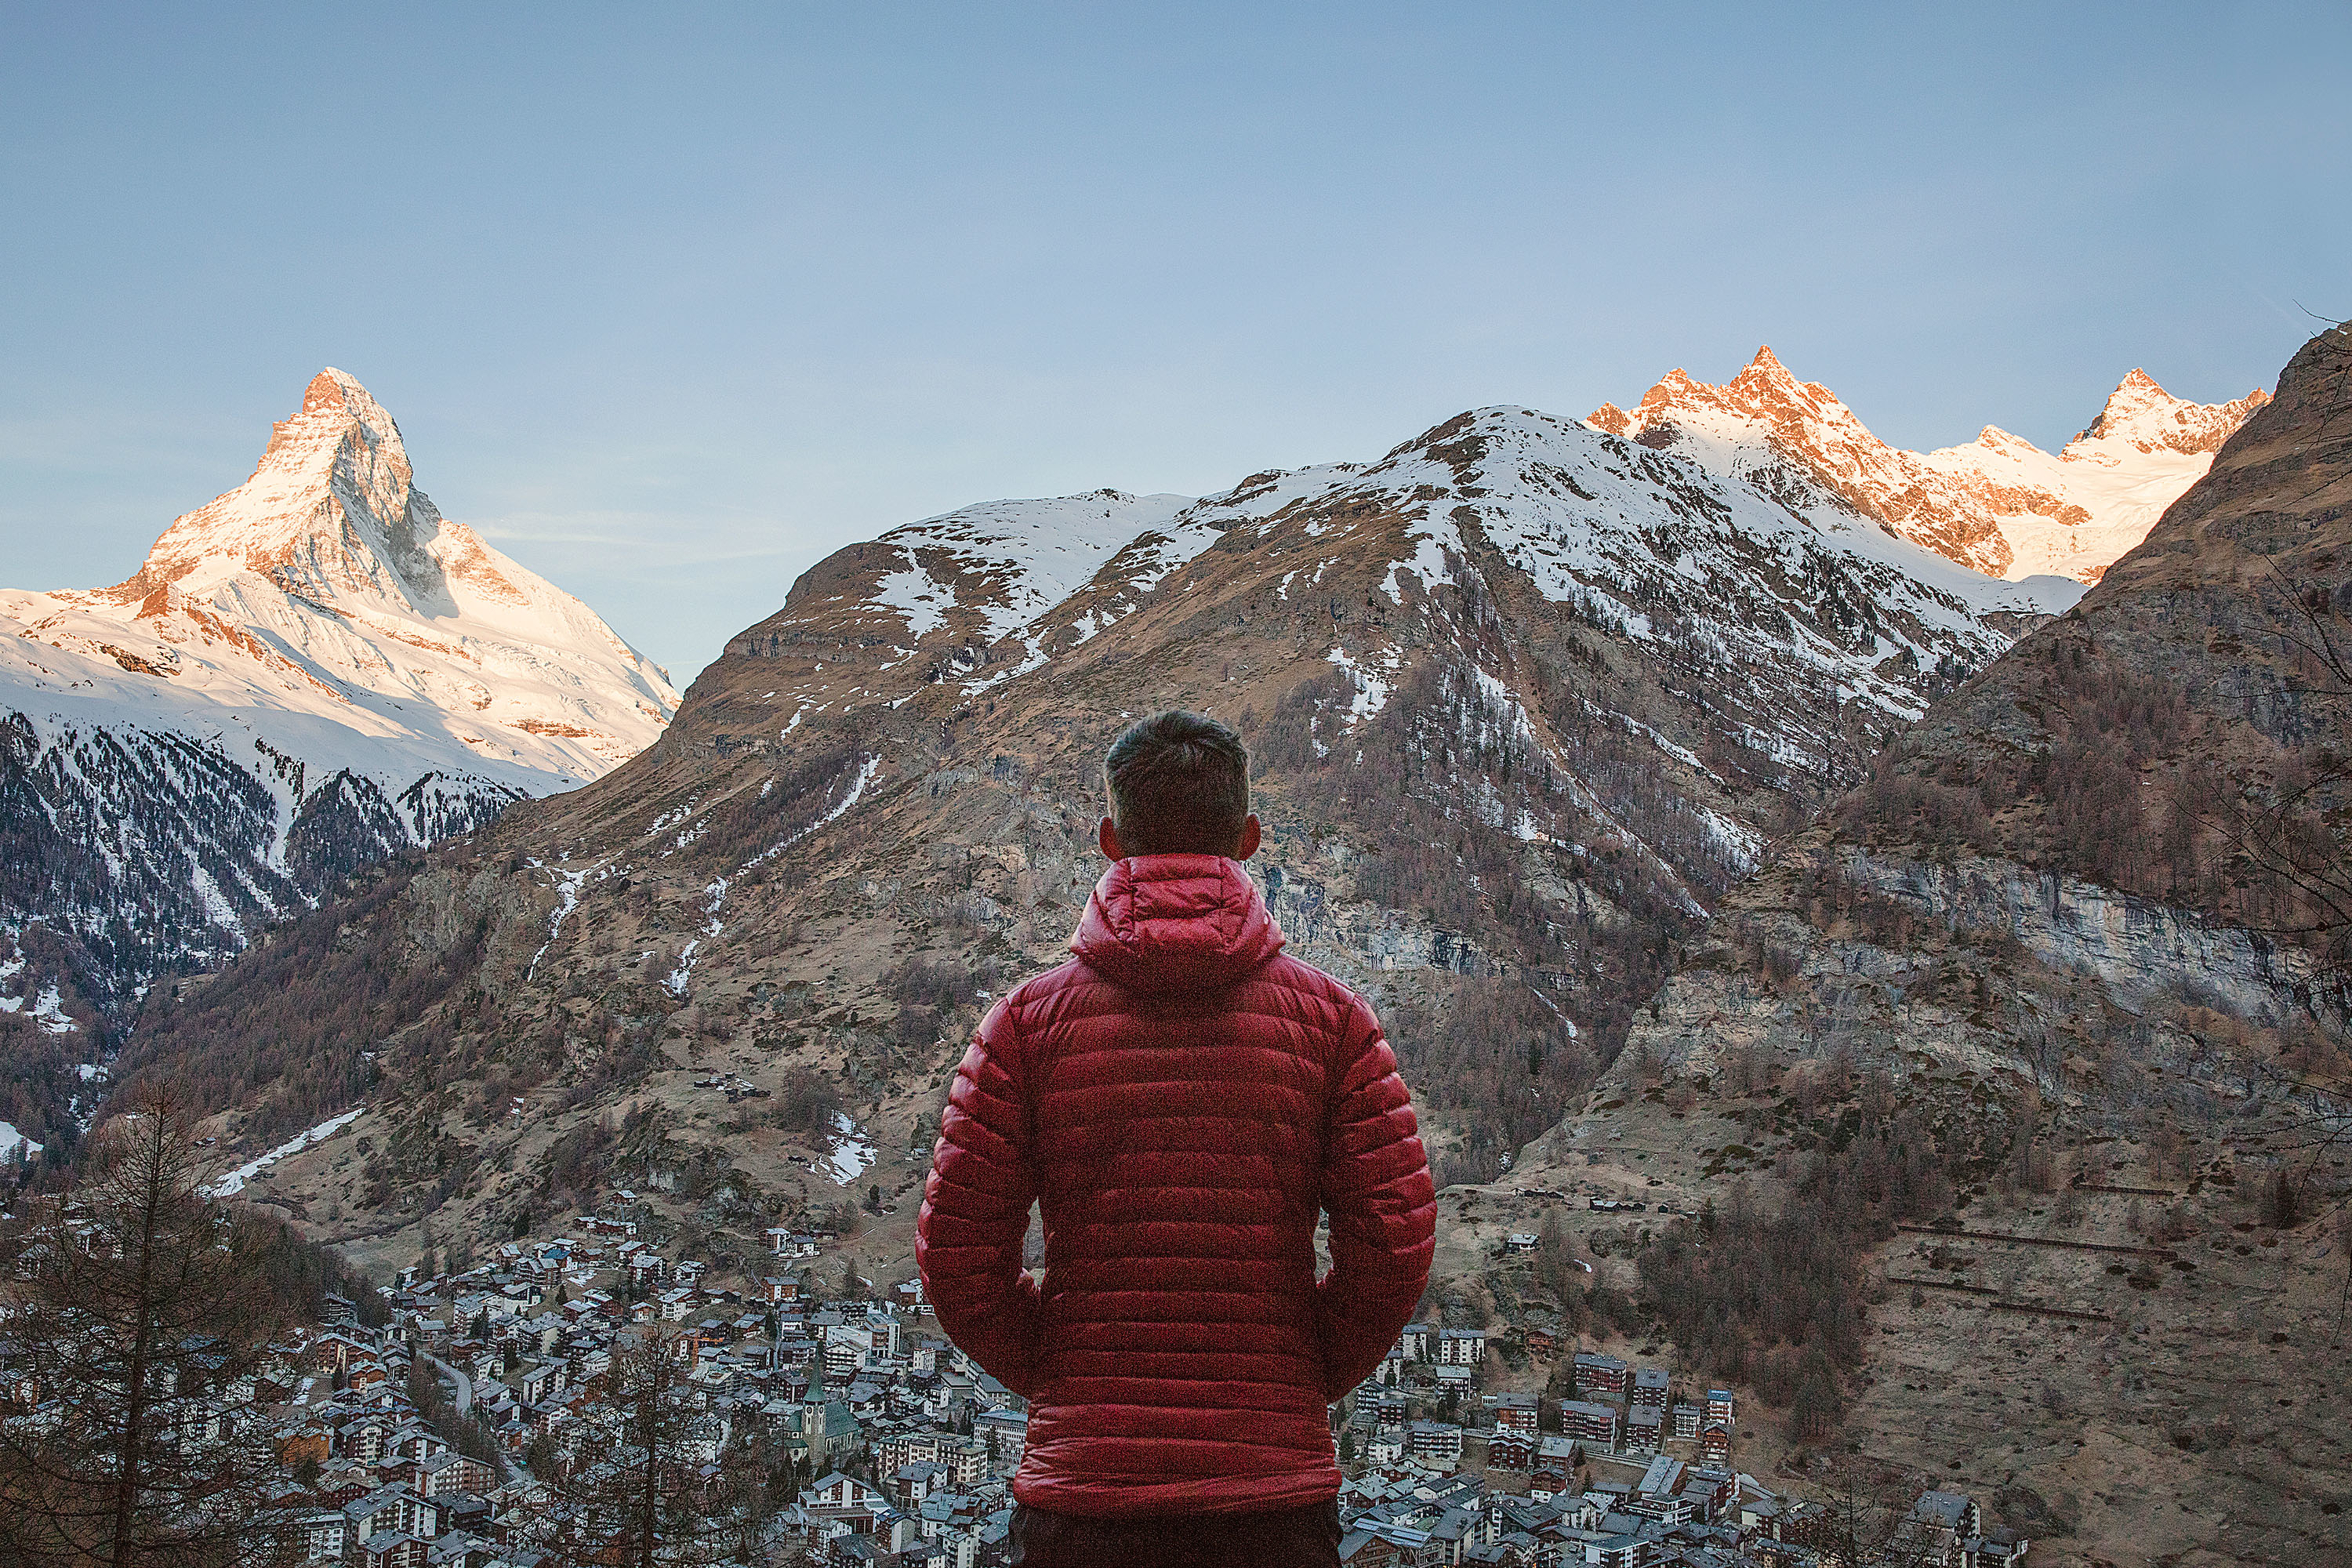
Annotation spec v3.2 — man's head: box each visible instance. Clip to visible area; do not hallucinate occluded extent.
[1099,709,1261,862]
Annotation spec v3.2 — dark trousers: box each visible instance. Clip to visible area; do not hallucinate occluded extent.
[1008,1499,1343,1568]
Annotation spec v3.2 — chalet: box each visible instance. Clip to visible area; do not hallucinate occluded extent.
[516,1358,563,1404]
[276,1423,330,1469]
[412,1449,493,1498]
[1486,1426,1536,1470]
[349,1530,429,1568]
[1493,1393,1538,1434]
[1503,1232,1540,1254]
[1631,1366,1668,1409]
[1896,1490,1982,1565]
[298,1510,346,1561]
[1965,1527,2033,1566]
[342,1483,442,1545]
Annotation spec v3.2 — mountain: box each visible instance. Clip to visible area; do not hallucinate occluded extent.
[99,385,2084,1290]
[1483,327,2352,1563]
[1590,347,2269,583]
[0,370,677,1150]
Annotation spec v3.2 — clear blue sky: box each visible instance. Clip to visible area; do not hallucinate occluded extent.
[4,2,2345,685]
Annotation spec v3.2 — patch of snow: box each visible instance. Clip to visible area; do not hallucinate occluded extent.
[742,756,882,870]
[30,985,74,1035]
[204,1107,364,1197]
[664,940,700,999]
[0,1121,42,1162]
[1382,527,1459,605]
[0,982,76,1035]
[870,550,958,638]
[526,862,594,981]
[1325,648,1401,725]
[826,1111,877,1186]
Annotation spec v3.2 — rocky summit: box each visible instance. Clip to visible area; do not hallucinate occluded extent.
[1591,347,2267,584]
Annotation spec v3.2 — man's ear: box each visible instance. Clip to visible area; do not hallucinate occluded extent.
[1098,816,1125,862]
[1235,814,1261,862]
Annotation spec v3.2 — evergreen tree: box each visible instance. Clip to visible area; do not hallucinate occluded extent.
[0,1090,299,1567]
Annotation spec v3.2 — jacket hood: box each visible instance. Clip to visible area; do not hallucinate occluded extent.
[1070,854,1286,992]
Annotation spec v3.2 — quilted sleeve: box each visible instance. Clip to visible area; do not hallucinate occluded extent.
[1314,992,1435,1400]
[917,997,1045,1396]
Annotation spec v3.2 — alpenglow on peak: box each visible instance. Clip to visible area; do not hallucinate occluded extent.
[0,368,683,1015]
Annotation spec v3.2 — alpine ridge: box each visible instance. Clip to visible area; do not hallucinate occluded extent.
[106,378,2084,1284]
[1590,347,2269,584]
[0,370,678,1152]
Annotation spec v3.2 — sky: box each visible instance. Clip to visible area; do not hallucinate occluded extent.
[4,3,2347,686]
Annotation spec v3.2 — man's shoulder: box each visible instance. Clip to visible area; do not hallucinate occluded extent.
[991,957,1097,1028]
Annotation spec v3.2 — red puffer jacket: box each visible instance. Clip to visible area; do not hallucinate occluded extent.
[918,853,1435,1517]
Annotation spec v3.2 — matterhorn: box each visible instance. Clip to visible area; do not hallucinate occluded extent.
[0,369,679,1021]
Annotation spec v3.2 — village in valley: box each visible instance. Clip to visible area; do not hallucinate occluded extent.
[4,1169,2035,1568]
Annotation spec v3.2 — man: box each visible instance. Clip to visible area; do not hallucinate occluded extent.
[918,710,1436,1567]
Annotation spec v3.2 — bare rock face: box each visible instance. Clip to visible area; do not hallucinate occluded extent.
[1510,328,2351,1567]
[1591,347,2269,583]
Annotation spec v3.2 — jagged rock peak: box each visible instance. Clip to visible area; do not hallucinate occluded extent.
[121,366,513,617]
[1584,345,2273,584]
[2069,367,2271,456]
[7,364,678,780]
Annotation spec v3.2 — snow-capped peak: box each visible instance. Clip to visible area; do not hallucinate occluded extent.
[6,368,678,782]
[2068,368,2269,458]
[0,368,684,1014]
[1591,347,2269,584]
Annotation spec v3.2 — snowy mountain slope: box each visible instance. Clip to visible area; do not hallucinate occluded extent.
[1589,347,2268,582]
[708,401,2080,797]
[0,369,680,1026]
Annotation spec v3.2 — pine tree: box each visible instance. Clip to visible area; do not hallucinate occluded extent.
[0,1090,299,1567]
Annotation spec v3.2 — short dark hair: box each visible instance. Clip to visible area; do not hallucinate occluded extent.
[1103,710,1251,857]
